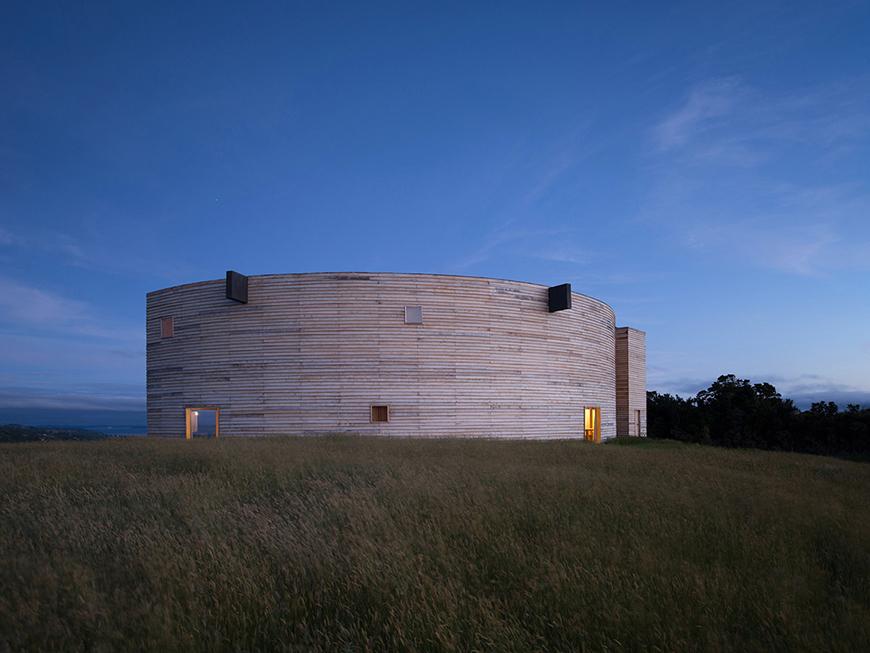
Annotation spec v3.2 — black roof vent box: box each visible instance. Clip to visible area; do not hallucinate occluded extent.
[226,270,248,304]
[548,283,571,313]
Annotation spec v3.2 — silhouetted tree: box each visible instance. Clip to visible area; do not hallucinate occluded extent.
[647,375,870,458]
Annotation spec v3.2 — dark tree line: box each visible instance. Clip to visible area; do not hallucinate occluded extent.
[648,375,870,457]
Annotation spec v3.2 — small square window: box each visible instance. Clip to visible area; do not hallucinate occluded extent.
[371,405,389,423]
[160,316,174,338]
[404,305,423,324]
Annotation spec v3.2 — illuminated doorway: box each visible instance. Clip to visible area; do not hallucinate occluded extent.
[185,407,220,439]
[584,407,601,443]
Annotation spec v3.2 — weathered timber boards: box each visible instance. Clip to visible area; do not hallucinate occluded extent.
[615,327,647,436]
[147,273,624,439]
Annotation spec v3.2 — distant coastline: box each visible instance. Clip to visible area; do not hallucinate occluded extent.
[0,408,146,434]
[73,425,147,436]
[0,424,118,443]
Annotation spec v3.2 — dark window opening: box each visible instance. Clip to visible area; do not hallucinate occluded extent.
[371,405,389,423]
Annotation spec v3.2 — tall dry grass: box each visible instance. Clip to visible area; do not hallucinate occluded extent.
[1,437,868,651]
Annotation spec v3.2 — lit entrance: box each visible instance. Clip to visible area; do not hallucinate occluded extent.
[584,407,601,443]
[185,407,220,439]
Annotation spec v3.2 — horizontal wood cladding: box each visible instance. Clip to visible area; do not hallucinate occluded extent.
[615,327,647,436]
[147,273,618,439]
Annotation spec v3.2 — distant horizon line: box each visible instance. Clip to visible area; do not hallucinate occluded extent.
[2,389,868,432]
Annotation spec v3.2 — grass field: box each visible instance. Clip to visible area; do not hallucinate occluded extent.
[1,437,868,651]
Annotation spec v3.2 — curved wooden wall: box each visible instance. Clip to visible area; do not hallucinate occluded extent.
[146,273,617,439]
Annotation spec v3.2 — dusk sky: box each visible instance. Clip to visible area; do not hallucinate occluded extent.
[1,2,869,427]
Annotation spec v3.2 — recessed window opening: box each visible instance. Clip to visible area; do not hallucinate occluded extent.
[404,305,423,324]
[161,316,174,338]
[186,407,219,439]
[584,407,601,443]
[371,405,389,423]
[635,409,642,437]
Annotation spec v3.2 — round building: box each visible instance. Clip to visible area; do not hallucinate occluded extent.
[146,272,646,440]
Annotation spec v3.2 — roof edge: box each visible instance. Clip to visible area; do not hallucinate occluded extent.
[616,326,646,335]
[146,271,615,315]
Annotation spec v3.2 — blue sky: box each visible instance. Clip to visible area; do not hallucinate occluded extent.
[1,1,869,426]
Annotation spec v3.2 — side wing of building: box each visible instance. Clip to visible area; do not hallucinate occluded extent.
[615,327,647,436]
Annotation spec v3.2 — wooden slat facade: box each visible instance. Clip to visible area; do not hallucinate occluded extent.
[146,272,640,440]
[615,326,647,436]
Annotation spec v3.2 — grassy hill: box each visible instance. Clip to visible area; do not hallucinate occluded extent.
[1,437,868,651]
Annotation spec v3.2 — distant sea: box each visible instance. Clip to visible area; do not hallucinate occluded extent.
[0,409,148,435]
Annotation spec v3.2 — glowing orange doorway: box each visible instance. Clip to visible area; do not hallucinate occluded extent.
[584,407,601,443]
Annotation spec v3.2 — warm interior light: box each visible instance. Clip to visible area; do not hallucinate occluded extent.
[584,407,599,441]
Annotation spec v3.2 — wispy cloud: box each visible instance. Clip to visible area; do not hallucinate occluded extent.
[764,373,870,409]
[0,383,143,410]
[643,76,870,276]
[565,271,648,287]
[650,375,711,397]
[450,221,651,288]
[448,220,578,272]
[447,118,606,274]
[0,330,143,412]
[0,227,18,246]
[654,78,743,150]
[653,76,870,162]
[0,277,86,324]
[0,225,93,266]
[0,277,140,342]
[0,225,191,281]
[676,212,869,276]
[518,122,596,208]
[533,245,588,265]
